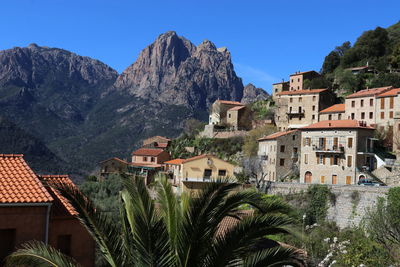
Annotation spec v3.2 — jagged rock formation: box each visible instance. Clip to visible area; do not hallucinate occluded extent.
[113,31,243,109]
[241,83,269,104]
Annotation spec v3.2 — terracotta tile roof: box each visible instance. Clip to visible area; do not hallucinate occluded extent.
[164,159,185,165]
[156,143,169,148]
[99,157,128,164]
[346,86,393,99]
[228,106,246,111]
[258,130,297,141]
[319,104,345,114]
[289,70,319,76]
[376,88,400,98]
[0,154,53,204]
[216,100,244,105]
[39,175,77,216]
[300,120,374,130]
[216,210,253,237]
[132,148,165,156]
[276,88,327,96]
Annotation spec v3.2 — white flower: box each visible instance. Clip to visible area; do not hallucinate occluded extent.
[324,237,330,243]
[333,237,338,243]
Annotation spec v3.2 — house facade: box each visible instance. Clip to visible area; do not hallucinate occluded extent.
[258,130,301,182]
[319,104,345,121]
[130,148,170,183]
[271,81,290,101]
[299,120,376,185]
[99,157,128,178]
[209,100,245,126]
[0,154,94,266]
[142,136,171,150]
[275,89,336,131]
[289,70,320,91]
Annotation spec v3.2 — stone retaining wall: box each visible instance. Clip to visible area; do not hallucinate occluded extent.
[267,182,390,229]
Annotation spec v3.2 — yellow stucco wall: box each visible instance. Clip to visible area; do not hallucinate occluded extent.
[181,155,235,180]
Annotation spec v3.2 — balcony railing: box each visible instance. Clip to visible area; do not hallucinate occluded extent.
[312,145,345,153]
[286,110,304,117]
[291,153,299,159]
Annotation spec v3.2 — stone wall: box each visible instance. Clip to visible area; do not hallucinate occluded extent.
[267,182,390,229]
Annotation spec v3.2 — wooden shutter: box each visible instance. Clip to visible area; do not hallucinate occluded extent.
[303,137,306,146]
[332,175,337,184]
[347,155,352,167]
[348,138,353,148]
[346,176,351,185]
[321,176,325,184]
[390,97,394,109]
[322,155,326,165]
[330,155,333,165]
[381,98,385,109]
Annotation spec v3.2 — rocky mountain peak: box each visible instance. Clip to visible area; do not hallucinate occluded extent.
[241,83,269,104]
[113,31,243,109]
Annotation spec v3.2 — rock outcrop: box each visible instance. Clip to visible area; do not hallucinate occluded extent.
[114,31,243,109]
[241,83,269,104]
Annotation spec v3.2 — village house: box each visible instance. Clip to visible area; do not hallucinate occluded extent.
[289,70,320,91]
[375,87,400,132]
[258,130,301,182]
[299,120,378,185]
[142,135,171,150]
[319,104,345,121]
[271,81,290,101]
[0,154,94,267]
[164,158,185,185]
[344,86,393,126]
[130,148,170,183]
[275,89,336,131]
[99,157,128,178]
[208,100,246,128]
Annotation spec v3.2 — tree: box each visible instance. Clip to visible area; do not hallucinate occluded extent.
[183,118,205,137]
[243,124,276,157]
[7,176,306,267]
[321,51,341,74]
[242,156,268,191]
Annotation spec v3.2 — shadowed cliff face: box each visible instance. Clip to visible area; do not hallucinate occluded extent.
[241,83,269,104]
[0,33,265,175]
[113,31,244,109]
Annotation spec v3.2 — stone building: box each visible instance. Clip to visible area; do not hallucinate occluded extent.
[375,87,400,131]
[142,136,171,150]
[271,81,289,101]
[299,120,377,185]
[289,70,320,91]
[99,157,128,178]
[0,154,94,266]
[344,86,393,126]
[208,100,245,126]
[130,148,170,183]
[319,104,345,121]
[275,89,336,131]
[257,130,301,182]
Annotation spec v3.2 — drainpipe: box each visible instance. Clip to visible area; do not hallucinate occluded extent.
[44,203,52,244]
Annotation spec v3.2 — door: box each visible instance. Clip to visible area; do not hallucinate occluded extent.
[332,175,337,185]
[346,176,351,185]
[204,169,212,180]
[305,171,312,183]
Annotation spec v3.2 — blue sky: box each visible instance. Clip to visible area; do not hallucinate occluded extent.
[1,0,399,92]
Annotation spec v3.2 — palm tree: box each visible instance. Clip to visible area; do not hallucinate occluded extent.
[6,176,306,267]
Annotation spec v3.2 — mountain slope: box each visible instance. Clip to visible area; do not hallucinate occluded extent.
[241,83,269,104]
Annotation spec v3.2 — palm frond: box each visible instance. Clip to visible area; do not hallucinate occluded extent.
[5,240,79,267]
[242,246,307,267]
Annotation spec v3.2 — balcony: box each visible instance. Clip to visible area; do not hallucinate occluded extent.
[286,110,304,118]
[312,145,345,153]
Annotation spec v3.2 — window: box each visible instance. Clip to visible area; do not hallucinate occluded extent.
[0,229,16,263]
[369,112,373,119]
[351,113,355,120]
[361,112,365,119]
[312,105,315,111]
[312,115,315,120]
[151,157,155,162]
[299,97,302,102]
[204,169,212,178]
[348,137,353,148]
[304,154,308,164]
[381,112,385,119]
[280,158,285,166]
[291,79,293,83]
[338,114,342,120]
[390,97,394,109]
[298,78,300,82]
[313,96,316,101]
[321,176,325,184]
[351,101,355,107]
[303,137,311,146]
[57,235,72,256]
[347,155,352,167]
[328,114,332,120]
[297,86,300,90]
[280,145,285,152]
[370,98,373,106]
[228,113,231,118]
[218,170,226,176]
[290,98,293,103]
[143,156,147,162]
[360,99,364,107]
[319,155,325,164]
[292,135,296,140]
[381,98,385,109]
[390,111,394,119]
[333,155,339,165]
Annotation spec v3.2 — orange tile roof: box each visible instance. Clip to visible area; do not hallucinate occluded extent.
[228,106,246,111]
[164,159,185,165]
[99,157,128,164]
[376,88,400,98]
[346,86,393,99]
[289,70,319,76]
[0,154,53,204]
[216,100,244,105]
[319,104,345,114]
[39,175,77,216]
[276,88,327,96]
[132,148,165,156]
[301,120,374,130]
[156,143,169,148]
[258,130,297,141]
